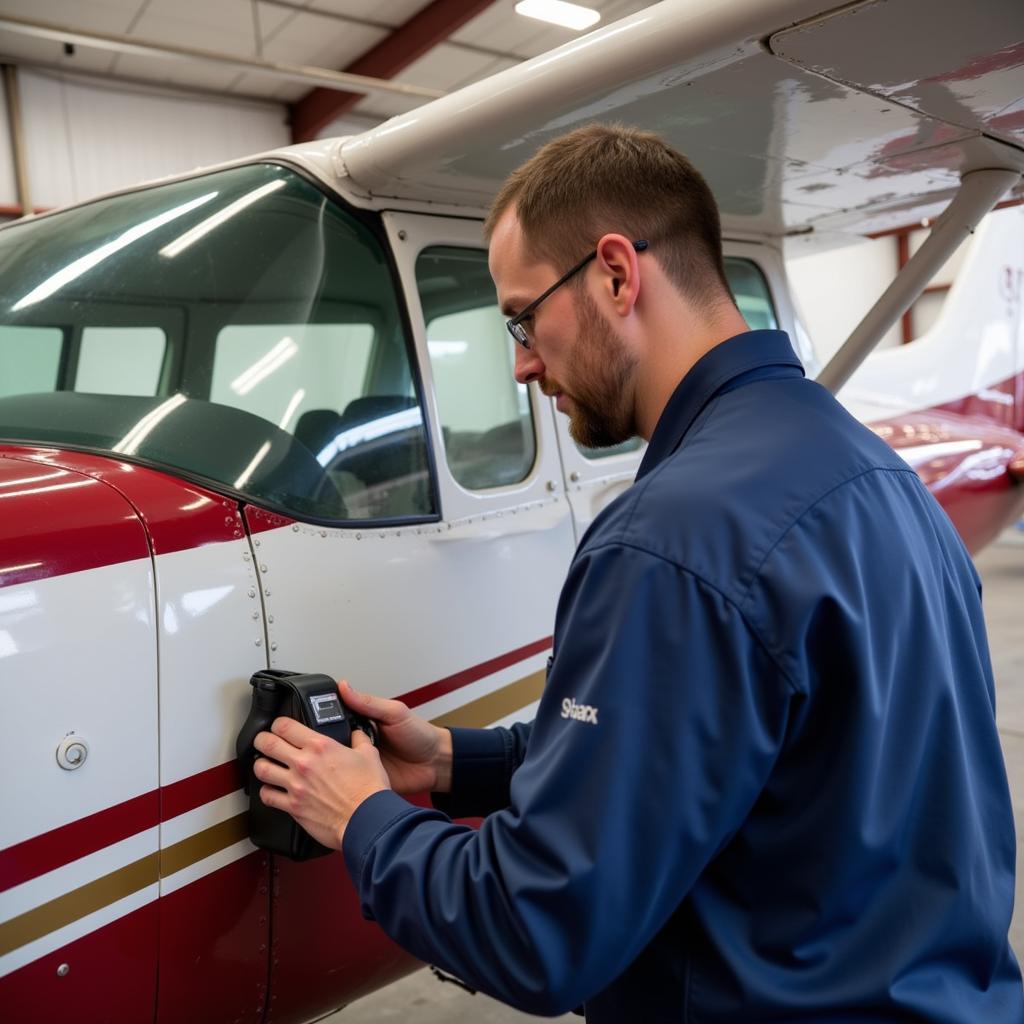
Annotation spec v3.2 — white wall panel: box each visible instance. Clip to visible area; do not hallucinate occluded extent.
[786,235,902,363]
[17,69,289,209]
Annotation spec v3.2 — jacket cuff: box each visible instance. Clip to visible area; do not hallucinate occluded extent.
[430,726,512,819]
[342,789,422,915]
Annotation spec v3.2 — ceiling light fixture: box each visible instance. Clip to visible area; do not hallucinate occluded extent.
[514,0,600,32]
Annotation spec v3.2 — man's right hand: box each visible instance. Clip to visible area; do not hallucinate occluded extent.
[339,680,453,795]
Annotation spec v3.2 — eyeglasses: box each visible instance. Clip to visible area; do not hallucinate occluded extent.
[505,239,649,349]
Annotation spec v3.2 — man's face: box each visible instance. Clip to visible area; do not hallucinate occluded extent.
[489,211,638,448]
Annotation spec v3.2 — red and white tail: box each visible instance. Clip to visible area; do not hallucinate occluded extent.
[838,205,1024,434]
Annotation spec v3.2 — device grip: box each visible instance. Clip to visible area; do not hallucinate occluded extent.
[236,670,379,860]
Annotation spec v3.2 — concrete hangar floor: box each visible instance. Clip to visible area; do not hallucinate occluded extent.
[331,527,1024,1024]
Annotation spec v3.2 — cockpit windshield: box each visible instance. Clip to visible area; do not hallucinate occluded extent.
[0,163,436,524]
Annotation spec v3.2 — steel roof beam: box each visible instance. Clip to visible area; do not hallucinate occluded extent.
[289,0,498,144]
[0,13,444,103]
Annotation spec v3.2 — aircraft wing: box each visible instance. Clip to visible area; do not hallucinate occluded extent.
[335,0,1024,247]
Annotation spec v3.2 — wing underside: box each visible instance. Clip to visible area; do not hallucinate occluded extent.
[330,0,1024,247]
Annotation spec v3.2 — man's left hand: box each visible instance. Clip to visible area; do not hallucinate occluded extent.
[253,717,390,850]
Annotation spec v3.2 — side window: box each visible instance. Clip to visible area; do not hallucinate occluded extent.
[211,324,374,431]
[0,326,61,398]
[210,318,429,521]
[577,436,643,460]
[0,163,436,524]
[76,327,166,395]
[725,258,778,331]
[577,257,777,463]
[415,247,536,490]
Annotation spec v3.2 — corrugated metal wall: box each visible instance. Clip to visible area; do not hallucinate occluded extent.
[2,68,289,210]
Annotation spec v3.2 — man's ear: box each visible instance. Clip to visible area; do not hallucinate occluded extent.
[595,234,640,315]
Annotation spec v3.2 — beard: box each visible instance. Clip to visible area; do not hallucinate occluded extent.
[546,289,639,448]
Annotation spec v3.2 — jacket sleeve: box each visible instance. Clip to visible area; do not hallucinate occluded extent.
[431,722,534,819]
[342,542,795,1016]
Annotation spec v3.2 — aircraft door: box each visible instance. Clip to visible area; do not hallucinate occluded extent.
[238,209,577,1020]
[0,456,160,1023]
[553,420,645,538]
[145,477,273,1024]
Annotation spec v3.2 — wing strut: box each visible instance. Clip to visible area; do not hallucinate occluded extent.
[817,168,1022,394]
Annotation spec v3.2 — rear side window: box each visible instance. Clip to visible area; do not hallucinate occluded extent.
[415,247,536,490]
[577,257,777,461]
[75,327,166,395]
[725,258,778,330]
[0,164,436,524]
[0,326,61,398]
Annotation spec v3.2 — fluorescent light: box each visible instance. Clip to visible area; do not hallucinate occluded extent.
[279,388,307,430]
[0,478,95,499]
[234,441,272,489]
[159,179,287,258]
[230,337,298,396]
[113,393,188,455]
[895,439,983,467]
[12,192,218,311]
[514,0,600,31]
[428,340,468,357]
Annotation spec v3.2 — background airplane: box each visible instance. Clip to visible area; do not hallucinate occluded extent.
[1,0,1023,1020]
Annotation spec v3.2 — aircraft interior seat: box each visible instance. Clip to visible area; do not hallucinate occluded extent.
[294,395,432,519]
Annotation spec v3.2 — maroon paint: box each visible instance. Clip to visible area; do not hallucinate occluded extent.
[398,635,554,709]
[267,852,419,1023]
[156,853,271,1024]
[0,903,158,1024]
[1,640,550,885]
[0,453,150,589]
[0,790,159,894]
[246,505,297,534]
[935,378,1019,431]
[870,407,1024,552]
[0,445,246,555]
[161,760,244,821]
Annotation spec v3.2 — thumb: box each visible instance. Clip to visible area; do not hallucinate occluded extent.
[339,679,374,712]
[339,680,407,726]
[350,727,373,749]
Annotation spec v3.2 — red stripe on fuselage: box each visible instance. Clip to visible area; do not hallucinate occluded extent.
[0,790,159,894]
[398,636,553,709]
[0,639,549,888]
[0,446,244,572]
[0,455,151,590]
[245,505,296,533]
[160,760,244,821]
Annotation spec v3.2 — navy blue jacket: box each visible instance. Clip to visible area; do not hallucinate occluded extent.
[343,330,1023,1021]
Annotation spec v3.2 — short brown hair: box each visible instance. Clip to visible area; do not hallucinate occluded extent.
[485,123,732,310]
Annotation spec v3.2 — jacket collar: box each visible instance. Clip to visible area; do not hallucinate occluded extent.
[636,330,804,481]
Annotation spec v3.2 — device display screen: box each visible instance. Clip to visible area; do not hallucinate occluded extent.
[309,693,345,725]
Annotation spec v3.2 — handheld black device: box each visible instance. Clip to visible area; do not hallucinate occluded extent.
[236,670,379,861]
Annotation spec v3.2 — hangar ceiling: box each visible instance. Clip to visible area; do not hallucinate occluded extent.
[0,0,655,139]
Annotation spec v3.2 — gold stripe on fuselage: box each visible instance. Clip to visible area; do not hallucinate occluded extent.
[430,668,545,729]
[0,815,250,958]
[2,669,544,957]
[0,853,159,957]
[159,813,249,877]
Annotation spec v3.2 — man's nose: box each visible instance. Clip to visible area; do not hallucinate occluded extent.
[513,343,544,385]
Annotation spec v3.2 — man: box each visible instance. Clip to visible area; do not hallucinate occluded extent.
[253,125,1023,1021]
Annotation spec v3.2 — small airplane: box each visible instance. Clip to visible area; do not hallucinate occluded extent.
[1,0,1022,1021]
